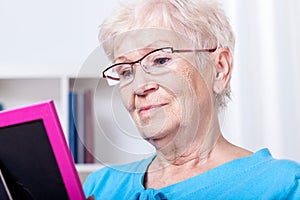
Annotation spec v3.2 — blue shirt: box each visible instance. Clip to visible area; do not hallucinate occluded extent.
[83,149,300,199]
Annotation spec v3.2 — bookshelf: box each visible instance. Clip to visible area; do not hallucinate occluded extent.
[0,64,104,183]
[0,63,155,184]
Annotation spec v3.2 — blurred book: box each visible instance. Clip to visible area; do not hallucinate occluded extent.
[84,90,94,163]
[0,103,4,111]
[68,92,78,163]
[76,90,85,164]
[68,90,94,164]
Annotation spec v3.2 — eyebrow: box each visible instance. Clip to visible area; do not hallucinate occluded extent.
[112,40,172,63]
[112,48,151,63]
[113,56,129,63]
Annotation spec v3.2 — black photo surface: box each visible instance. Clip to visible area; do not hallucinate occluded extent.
[0,120,69,200]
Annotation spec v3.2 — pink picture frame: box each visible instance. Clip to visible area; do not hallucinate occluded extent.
[0,100,85,199]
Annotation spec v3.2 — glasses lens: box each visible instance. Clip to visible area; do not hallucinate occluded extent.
[115,64,133,81]
[142,48,173,73]
[104,64,133,85]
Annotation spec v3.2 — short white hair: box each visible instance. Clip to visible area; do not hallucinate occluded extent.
[99,0,235,109]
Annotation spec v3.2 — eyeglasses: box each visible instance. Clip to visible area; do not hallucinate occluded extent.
[102,46,217,86]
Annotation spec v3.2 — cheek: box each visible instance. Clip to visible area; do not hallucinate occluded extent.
[187,68,215,135]
[155,70,197,124]
[119,86,133,112]
[164,62,213,123]
[174,60,213,106]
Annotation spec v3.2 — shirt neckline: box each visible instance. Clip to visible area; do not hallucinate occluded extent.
[137,148,272,192]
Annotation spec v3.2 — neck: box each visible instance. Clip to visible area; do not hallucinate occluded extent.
[157,132,221,167]
[144,134,252,189]
[148,116,222,167]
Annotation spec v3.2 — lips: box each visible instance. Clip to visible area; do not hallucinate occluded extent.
[138,103,168,115]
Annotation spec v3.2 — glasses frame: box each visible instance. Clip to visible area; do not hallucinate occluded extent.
[102,46,218,82]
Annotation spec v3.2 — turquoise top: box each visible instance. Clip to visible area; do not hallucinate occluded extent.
[83,149,300,199]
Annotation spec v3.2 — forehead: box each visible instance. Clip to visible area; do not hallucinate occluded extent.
[112,29,194,59]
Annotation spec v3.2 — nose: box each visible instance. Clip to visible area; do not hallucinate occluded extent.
[132,66,159,96]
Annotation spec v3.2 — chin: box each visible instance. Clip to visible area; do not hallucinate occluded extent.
[138,123,181,148]
[138,126,166,140]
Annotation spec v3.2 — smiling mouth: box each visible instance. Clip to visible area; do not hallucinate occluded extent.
[138,103,168,116]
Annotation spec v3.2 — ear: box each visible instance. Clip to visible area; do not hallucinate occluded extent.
[212,48,232,94]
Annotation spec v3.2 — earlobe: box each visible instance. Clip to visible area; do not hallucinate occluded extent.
[212,48,232,94]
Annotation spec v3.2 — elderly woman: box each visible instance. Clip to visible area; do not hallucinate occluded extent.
[84,0,300,199]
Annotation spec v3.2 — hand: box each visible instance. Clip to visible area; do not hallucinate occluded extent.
[87,195,95,200]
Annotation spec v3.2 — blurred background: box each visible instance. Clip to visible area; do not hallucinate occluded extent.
[0,0,299,165]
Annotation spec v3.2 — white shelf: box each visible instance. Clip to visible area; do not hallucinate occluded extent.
[75,163,103,173]
[75,164,104,184]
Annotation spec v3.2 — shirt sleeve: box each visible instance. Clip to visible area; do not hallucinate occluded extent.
[83,172,96,198]
[82,167,108,198]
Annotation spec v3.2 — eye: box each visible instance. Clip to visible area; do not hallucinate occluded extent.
[149,55,172,68]
[153,57,171,66]
[117,65,133,80]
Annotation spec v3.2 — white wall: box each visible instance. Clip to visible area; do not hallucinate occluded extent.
[222,0,300,161]
[0,0,118,69]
